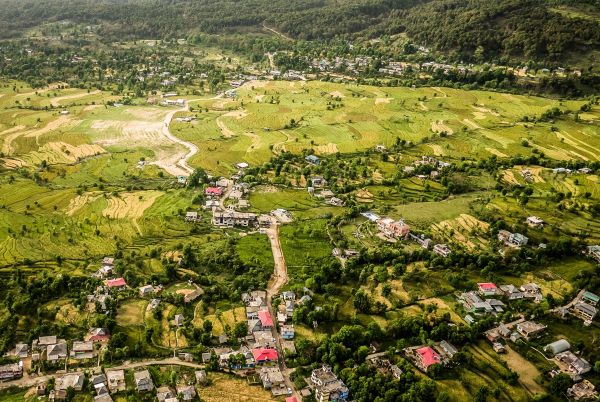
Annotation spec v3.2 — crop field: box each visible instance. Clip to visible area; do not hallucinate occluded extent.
[197,372,278,402]
[174,80,600,175]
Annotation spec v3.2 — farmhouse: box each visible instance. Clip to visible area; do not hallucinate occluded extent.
[157,386,176,402]
[212,210,257,227]
[311,176,326,187]
[572,302,597,322]
[258,310,274,329]
[526,216,544,228]
[433,244,451,257]
[91,374,108,396]
[460,292,493,314]
[310,365,349,402]
[185,211,201,222]
[252,331,276,349]
[516,321,547,340]
[509,232,528,247]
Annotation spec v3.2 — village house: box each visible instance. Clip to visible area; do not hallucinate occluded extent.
[195,370,208,385]
[157,386,176,402]
[460,292,493,315]
[147,299,160,310]
[213,210,257,227]
[173,314,185,327]
[105,277,127,290]
[205,187,223,199]
[438,340,459,359]
[47,341,68,361]
[310,365,349,402]
[586,245,600,262]
[377,218,411,239]
[106,370,126,393]
[176,385,196,401]
[520,283,543,302]
[56,373,85,392]
[70,341,94,360]
[311,176,326,187]
[91,374,108,396]
[433,244,451,257]
[252,348,278,365]
[555,351,592,379]
[572,302,597,323]
[281,325,295,340]
[516,321,547,340]
[134,370,154,392]
[478,283,498,297]
[526,216,544,228]
[10,343,28,358]
[252,331,276,349]
[258,310,274,329]
[499,284,524,300]
[509,232,528,247]
[0,362,22,380]
[582,291,599,306]
[305,155,320,165]
[567,380,598,401]
[215,177,229,188]
[185,211,201,222]
[409,346,442,372]
[139,285,155,297]
[260,366,285,391]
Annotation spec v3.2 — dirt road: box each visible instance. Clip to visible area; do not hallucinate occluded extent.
[0,358,204,391]
[158,103,199,176]
[266,219,288,297]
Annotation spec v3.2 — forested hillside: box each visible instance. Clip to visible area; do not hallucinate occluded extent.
[0,0,599,64]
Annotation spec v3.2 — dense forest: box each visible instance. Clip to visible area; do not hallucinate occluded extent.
[0,0,599,64]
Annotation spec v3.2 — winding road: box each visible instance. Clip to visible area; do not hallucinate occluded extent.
[160,102,199,176]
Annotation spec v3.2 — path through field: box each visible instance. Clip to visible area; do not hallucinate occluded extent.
[156,101,199,176]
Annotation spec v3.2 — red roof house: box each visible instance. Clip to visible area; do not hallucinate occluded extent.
[286,397,299,402]
[105,277,127,288]
[252,348,278,364]
[86,328,110,342]
[416,347,441,371]
[205,187,223,196]
[258,310,274,328]
[477,282,497,296]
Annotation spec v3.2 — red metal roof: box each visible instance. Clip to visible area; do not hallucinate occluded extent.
[286,397,298,402]
[205,187,223,195]
[478,282,497,290]
[105,278,127,288]
[252,348,278,362]
[258,310,274,327]
[416,346,441,368]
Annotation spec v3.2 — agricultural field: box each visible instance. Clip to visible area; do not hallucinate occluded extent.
[174,80,599,175]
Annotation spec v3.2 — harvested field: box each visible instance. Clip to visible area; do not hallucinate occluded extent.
[50,90,101,107]
[65,192,102,216]
[431,120,453,135]
[102,191,163,219]
[432,214,490,251]
[375,97,392,104]
[500,346,545,396]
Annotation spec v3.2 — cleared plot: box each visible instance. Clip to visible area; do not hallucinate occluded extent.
[432,213,490,251]
[116,300,147,326]
[197,372,278,402]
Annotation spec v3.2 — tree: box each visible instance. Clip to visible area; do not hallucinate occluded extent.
[549,373,572,395]
[353,290,371,313]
